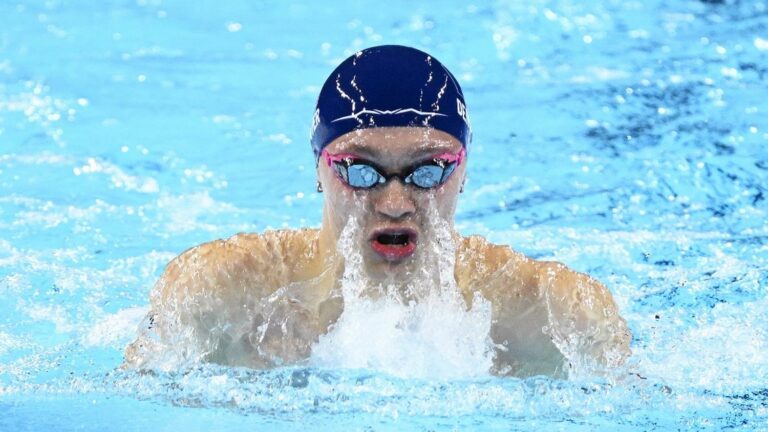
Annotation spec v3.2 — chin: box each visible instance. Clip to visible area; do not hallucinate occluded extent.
[361,249,419,281]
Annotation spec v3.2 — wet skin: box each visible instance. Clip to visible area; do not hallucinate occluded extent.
[124,127,632,378]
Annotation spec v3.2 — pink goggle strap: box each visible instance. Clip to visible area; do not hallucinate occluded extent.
[321,148,466,167]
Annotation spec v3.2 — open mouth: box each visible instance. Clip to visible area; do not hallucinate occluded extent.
[377,233,410,245]
[369,228,418,261]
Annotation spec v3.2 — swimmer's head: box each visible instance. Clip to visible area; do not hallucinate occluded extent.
[310,45,472,159]
[314,46,470,280]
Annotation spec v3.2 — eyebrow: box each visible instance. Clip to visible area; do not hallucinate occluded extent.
[410,145,457,159]
[340,143,378,158]
[340,143,459,160]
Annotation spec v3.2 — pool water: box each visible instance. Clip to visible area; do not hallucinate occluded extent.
[2,0,767,430]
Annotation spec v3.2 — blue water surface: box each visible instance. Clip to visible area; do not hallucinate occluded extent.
[1,0,767,430]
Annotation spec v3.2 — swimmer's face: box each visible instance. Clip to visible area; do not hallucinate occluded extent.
[317,127,466,279]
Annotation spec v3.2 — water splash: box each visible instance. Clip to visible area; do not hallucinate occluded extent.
[311,200,495,379]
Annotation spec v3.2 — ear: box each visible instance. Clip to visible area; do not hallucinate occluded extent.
[316,158,326,193]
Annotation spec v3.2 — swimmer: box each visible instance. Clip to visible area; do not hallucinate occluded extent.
[124,45,631,377]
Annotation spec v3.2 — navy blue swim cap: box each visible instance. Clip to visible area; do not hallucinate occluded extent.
[310,45,471,158]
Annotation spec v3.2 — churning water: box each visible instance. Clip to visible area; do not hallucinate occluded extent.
[2,0,767,430]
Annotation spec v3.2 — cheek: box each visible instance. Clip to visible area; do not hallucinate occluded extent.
[328,188,357,213]
[323,177,370,224]
[435,189,460,216]
[413,186,460,221]
[433,175,462,207]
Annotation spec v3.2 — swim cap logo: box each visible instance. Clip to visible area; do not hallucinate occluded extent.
[456,98,471,131]
[310,108,321,139]
[331,108,447,123]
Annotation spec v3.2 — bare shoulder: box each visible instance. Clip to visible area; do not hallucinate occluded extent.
[457,234,623,310]
[456,234,631,371]
[227,228,319,261]
[153,228,320,309]
[456,235,539,299]
[533,259,616,310]
[126,228,321,368]
[530,258,626,330]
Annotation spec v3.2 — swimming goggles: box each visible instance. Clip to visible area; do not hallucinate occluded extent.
[322,148,465,190]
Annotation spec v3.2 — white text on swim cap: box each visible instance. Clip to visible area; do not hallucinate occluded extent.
[310,108,321,139]
[456,98,471,131]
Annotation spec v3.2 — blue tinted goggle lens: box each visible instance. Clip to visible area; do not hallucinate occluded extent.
[406,163,456,188]
[332,159,458,189]
[347,164,382,188]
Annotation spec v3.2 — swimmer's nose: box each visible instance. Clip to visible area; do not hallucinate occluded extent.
[374,179,416,220]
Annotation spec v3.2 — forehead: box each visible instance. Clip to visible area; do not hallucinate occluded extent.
[325,127,462,159]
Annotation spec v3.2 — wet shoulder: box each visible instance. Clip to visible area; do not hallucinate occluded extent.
[456,235,539,299]
[227,228,319,262]
[155,229,319,306]
[226,228,321,280]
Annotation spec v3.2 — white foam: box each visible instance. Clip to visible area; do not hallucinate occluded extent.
[311,293,494,379]
[82,306,149,348]
[636,297,768,393]
[0,331,31,356]
[73,157,159,193]
[155,191,251,234]
[311,203,495,379]
[24,304,76,334]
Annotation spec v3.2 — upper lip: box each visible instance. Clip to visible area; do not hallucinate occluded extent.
[369,226,419,243]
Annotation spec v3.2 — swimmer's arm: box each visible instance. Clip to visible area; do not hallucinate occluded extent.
[151,238,274,316]
[533,261,632,368]
[124,231,331,369]
[124,237,277,368]
[460,237,630,373]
